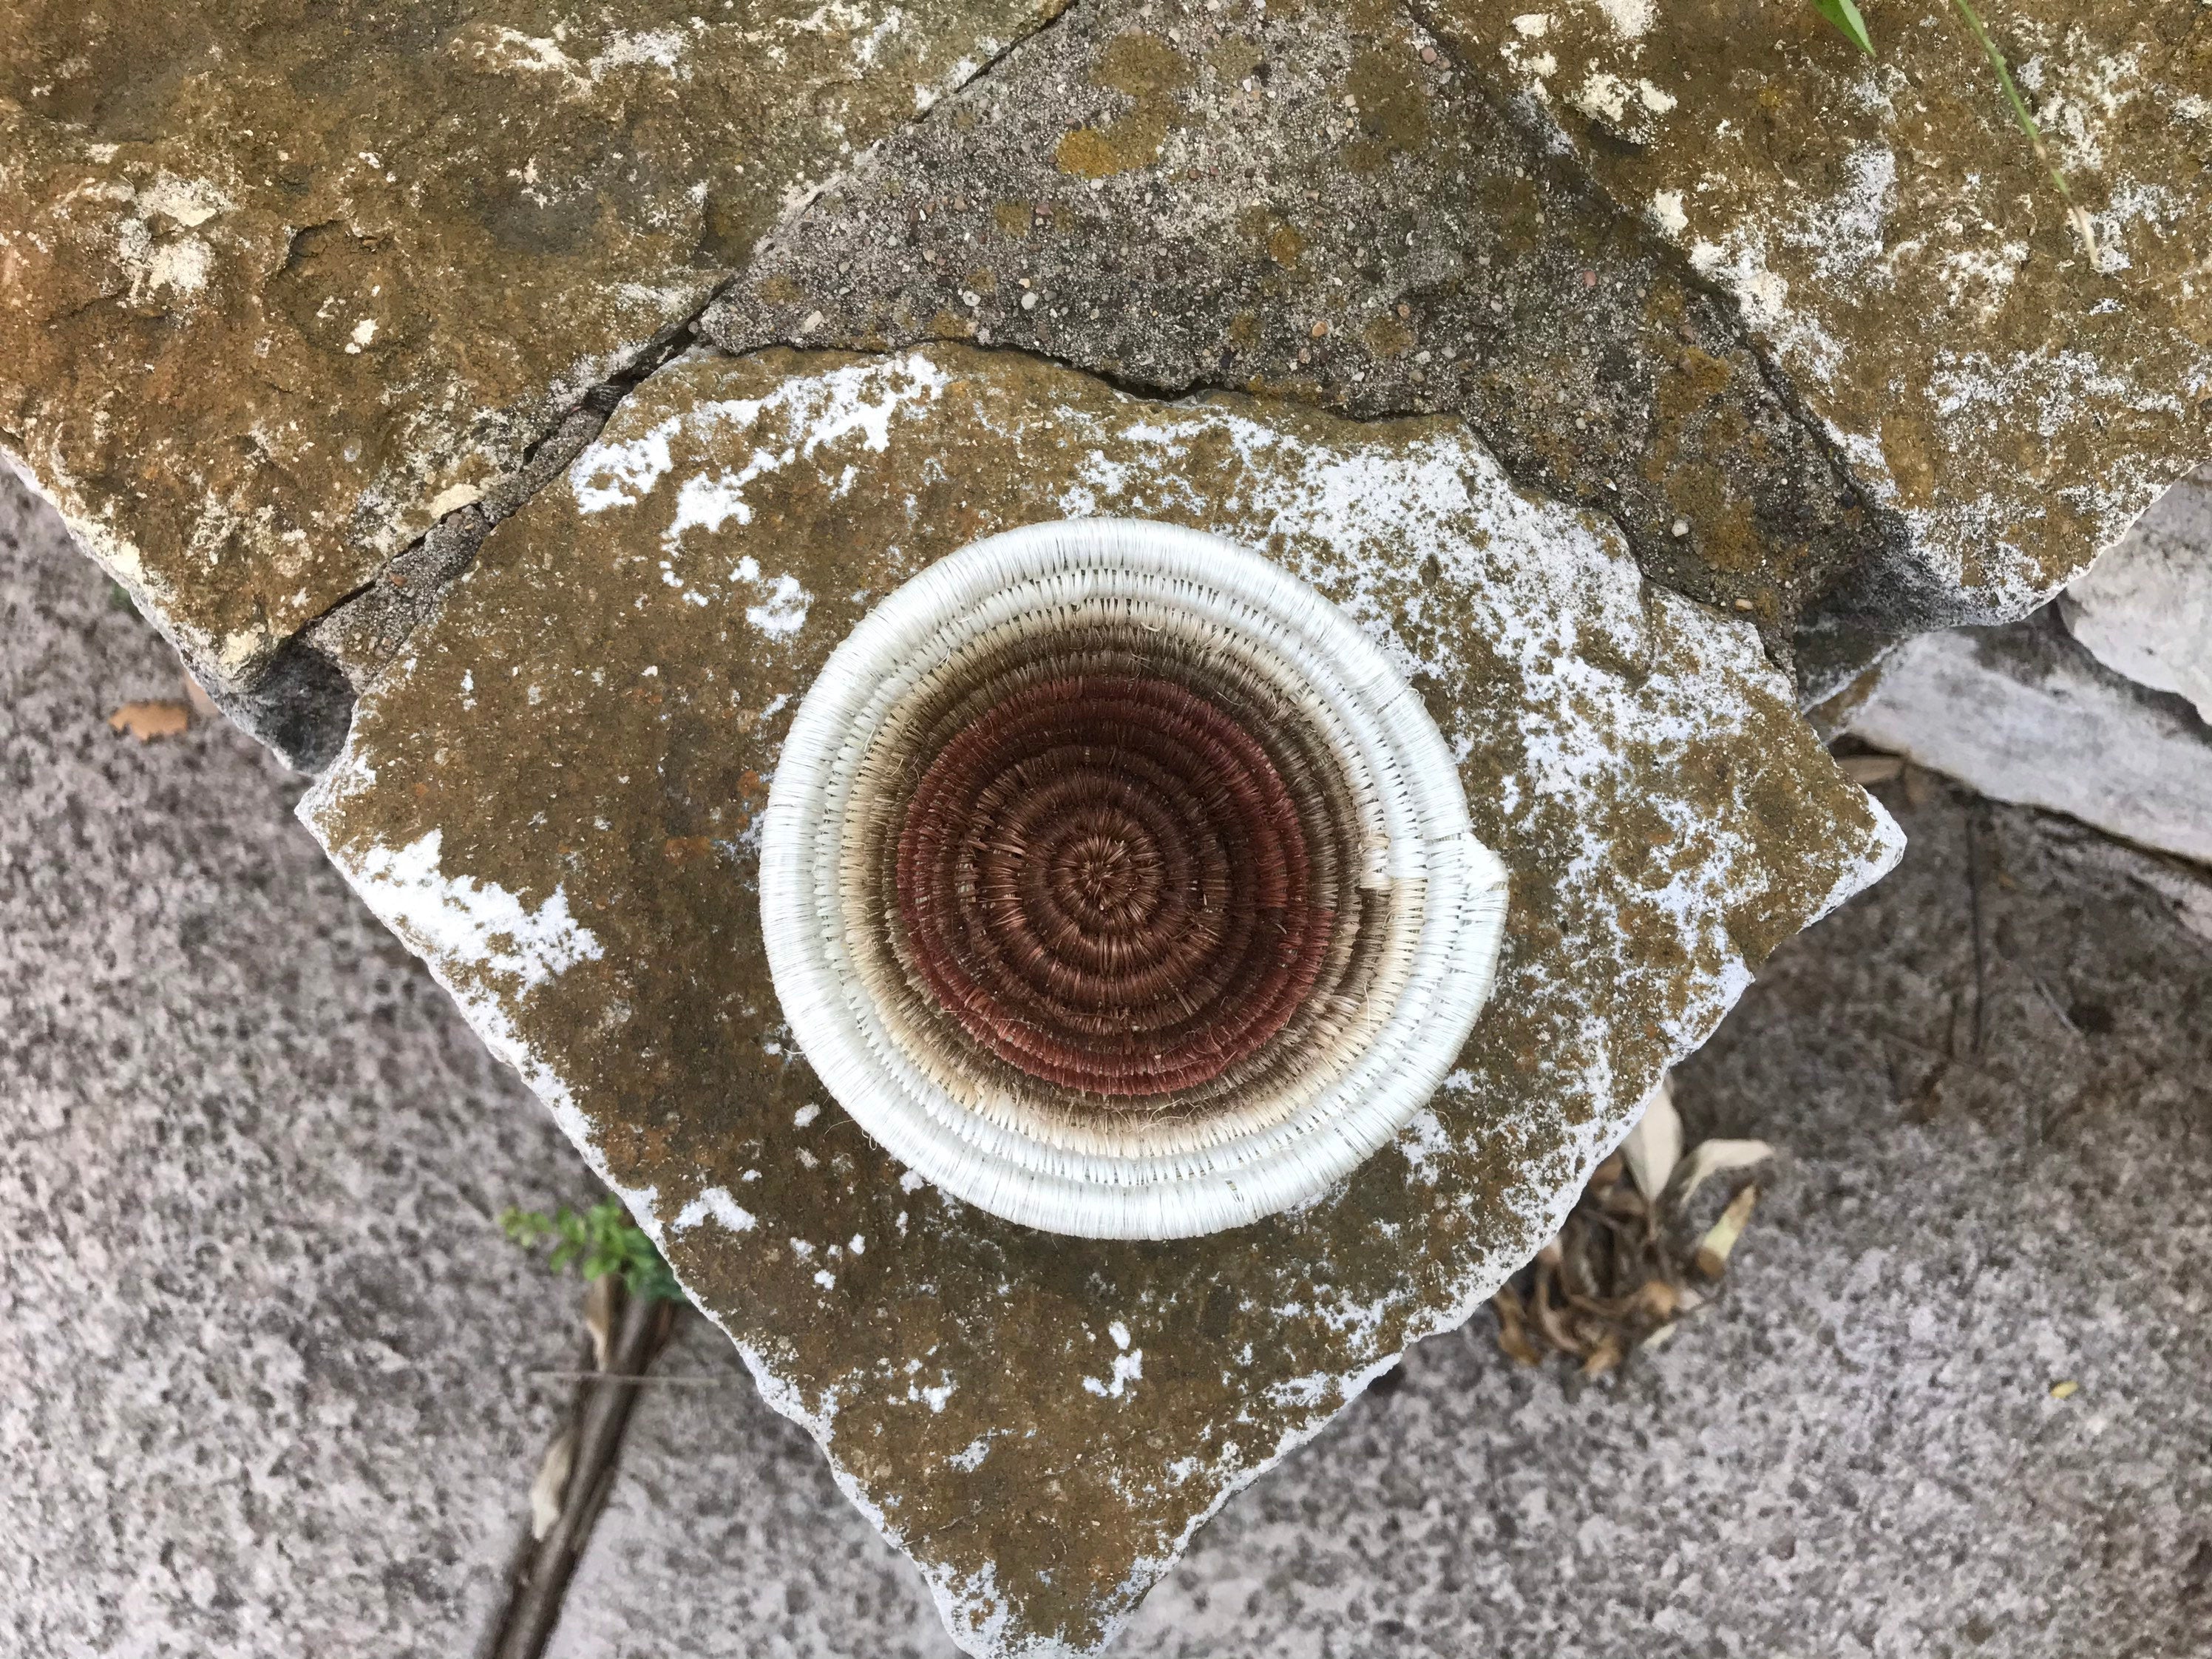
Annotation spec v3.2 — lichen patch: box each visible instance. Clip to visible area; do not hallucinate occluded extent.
[0,0,1065,691]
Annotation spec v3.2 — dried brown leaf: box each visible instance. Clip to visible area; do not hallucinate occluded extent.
[1560,1285,1612,1318]
[1694,1184,1760,1279]
[1621,1074,1683,1200]
[1673,1139,1774,1207]
[1599,1183,1649,1221]
[1529,1262,1583,1355]
[583,1274,618,1372]
[529,1428,576,1541]
[1839,753,1905,785]
[106,701,191,742]
[1581,1331,1624,1376]
[1558,1220,1601,1302]
[1490,1288,1541,1367]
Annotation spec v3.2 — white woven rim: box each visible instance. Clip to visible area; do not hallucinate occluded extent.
[759,519,1509,1238]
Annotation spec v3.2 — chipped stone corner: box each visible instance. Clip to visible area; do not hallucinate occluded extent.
[1,435,356,768]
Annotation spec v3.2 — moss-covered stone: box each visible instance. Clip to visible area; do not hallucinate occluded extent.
[302,344,1899,1655]
[0,0,1059,696]
[1422,0,2212,688]
[705,0,1885,677]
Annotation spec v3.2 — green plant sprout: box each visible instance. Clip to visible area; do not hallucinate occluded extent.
[1811,0,1874,57]
[1943,0,2099,264]
[1809,0,2100,265]
[501,1196,687,1304]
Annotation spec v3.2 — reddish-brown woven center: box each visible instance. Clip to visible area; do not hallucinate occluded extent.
[892,674,1332,1096]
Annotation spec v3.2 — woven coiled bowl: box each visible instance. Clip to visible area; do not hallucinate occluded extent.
[760,520,1508,1238]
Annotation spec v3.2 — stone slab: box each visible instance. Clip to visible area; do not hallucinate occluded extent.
[550,780,2212,1658]
[298,342,1899,1654]
[0,468,595,1657]
[1845,611,2212,866]
[1423,0,2212,691]
[705,0,1887,678]
[0,0,1058,699]
[2063,461,2212,723]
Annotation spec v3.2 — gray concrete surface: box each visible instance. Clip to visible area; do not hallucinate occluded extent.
[7,455,2210,1656]
[552,781,2212,1658]
[0,469,597,1657]
[543,1314,951,1659]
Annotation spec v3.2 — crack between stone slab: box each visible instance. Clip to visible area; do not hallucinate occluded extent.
[1109,364,1667,636]
[748,0,1089,235]
[278,0,1093,774]
[705,329,1766,725]
[931,0,1090,126]
[740,319,1746,664]
[308,0,1093,654]
[264,0,1847,714]
[1980,601,2212,747]
[709,2,1861,693]
[1393,0,1920,690]
[290,0,1860,747]
[1680,263,1930,691]
[298,295,721,675]
[731,202,1633,454]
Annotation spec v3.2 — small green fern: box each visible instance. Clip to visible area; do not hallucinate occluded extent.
[501,1196,686,1304]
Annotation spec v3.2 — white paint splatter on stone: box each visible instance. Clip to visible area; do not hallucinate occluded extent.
[674,1187,761,1234]
[342,830,602,988]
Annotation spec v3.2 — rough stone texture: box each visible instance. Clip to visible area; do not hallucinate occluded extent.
[1424,0,2212,693]
[705,0,1890,675]
[8,0,2200,761]
[4,11,2204,1649]
[552,779,2212,1659]
[1844,609,2212,866]
[0,464,595,1655]
[2063,460,2212,722]
[0,0,1060,712]
[297,342,1899,1655]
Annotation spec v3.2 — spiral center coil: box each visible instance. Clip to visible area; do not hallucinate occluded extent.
[895,672,1334,1096]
